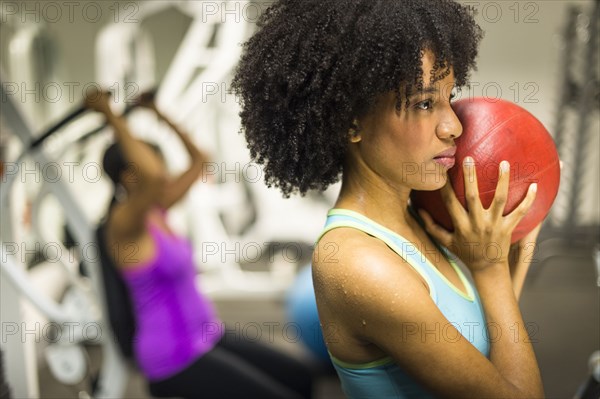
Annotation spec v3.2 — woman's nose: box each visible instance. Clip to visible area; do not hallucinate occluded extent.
[436,107,463,140]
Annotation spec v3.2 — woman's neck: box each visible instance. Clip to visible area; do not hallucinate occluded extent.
[334,168,417,236]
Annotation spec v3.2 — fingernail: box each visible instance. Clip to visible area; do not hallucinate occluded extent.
[464,157,474,167]
[500,161,510,172]
[530,183,538,193]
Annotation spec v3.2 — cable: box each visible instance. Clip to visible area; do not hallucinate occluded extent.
[26,88,158,152]
[28,105,89,150]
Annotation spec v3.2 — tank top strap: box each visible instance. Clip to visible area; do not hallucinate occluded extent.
[317,208,478,302]
[146,211,177,240]
[316,208,439,301]
[146,218,166,242]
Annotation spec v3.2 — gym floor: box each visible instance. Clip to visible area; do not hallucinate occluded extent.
[35,237,598,399]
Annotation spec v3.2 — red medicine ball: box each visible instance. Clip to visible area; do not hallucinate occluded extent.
[410,97,561,244]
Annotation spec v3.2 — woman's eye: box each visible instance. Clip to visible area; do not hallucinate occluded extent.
[416,100,433,110]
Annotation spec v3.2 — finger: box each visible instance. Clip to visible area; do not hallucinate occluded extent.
[506,183,538,230]
[440,179,465,218]
[489,160,510,218]
[418,209,453,248]
[462,156,483,212]
[439,180,469,231]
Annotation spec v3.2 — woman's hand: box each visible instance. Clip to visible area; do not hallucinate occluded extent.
[84,87,112,115]
[419,157,538,274]
[133,90,158,111]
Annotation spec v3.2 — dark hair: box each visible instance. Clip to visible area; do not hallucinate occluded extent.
[102,141,163,185]
[102,143,128,186]
[231,0,483,197]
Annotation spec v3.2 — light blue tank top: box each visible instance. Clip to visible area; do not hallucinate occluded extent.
[317,209,490,399]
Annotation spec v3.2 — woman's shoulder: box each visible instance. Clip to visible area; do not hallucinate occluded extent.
[106,203,163,238]
[102,206,157,268]
[312,227,430,304]
[313,227,389,271]
[312,226,433,352]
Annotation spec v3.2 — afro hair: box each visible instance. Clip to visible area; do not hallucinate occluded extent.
[231,0,483,197]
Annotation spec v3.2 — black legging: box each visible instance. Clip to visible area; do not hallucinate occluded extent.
[148,333,314,399]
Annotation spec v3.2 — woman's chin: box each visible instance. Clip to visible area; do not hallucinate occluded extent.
[418,173,448,191]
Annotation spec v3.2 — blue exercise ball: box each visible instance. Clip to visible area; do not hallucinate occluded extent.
[285,264,330,362]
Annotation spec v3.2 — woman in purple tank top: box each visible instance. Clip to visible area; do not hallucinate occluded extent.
[86,89,313,399]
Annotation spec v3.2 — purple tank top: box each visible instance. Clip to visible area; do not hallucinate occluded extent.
[120,220,223,381]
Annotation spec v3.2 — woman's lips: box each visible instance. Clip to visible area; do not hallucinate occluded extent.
[433,156,456,168]
[433,147,457,168]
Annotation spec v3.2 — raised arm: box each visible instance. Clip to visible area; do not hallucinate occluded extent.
[315,232,544,398]
[85,90,166,238]
[415,158,544,397]
[508,223,542,300]
[155,108,208,209]
[137,93,209,209]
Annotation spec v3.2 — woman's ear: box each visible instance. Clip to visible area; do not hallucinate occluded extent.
[348,119,362,143]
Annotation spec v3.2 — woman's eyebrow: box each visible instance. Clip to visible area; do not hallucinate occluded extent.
[408,86,439,99]
[410,83,456,98]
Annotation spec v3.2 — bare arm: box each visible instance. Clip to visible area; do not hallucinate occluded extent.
[508,224,542,300]
[508,161,561,298]
[87,91,166,186]
[135,93,209,209]
[315,233,544,398]
[85,90,166,237]
[154,108,208,209]
[415,159,544,397]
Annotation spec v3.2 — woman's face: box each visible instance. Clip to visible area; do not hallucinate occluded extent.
[353,50,462,192]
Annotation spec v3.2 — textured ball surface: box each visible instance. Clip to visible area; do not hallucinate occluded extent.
[411,97,560,243]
